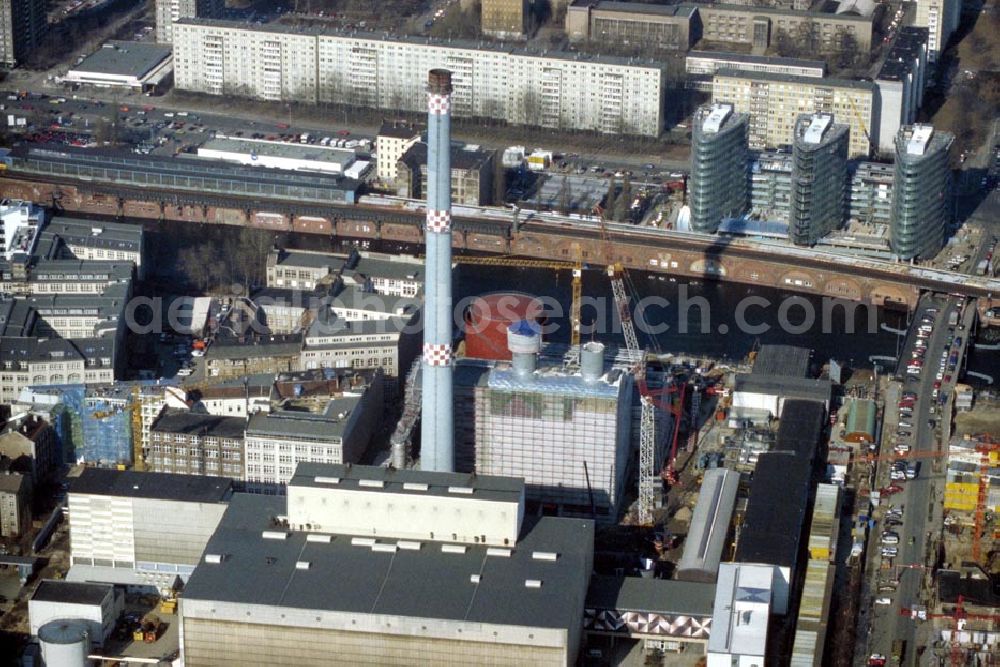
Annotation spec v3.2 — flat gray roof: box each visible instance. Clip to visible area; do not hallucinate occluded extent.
[289,462,525,504]
[151,409,246,439]
[714,68,876,91]
[69,468,233,503]
[202,137,356,167]
[245,398,360,441]
[734,373,833,404]
[183,493,593,629]
[71,41,172,78]
[753,344,810,377]
[31,579,111,606]
[585,575,715,617]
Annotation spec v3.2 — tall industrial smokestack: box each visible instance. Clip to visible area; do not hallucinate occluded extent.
[420,68,454,473]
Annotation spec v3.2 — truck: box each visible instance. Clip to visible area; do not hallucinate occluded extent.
[527,153,550,171]
[890,639,906,666]
[948,311,960,326]
[299,132,310,144]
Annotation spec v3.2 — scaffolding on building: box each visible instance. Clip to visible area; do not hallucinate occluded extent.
[389,358,422,469]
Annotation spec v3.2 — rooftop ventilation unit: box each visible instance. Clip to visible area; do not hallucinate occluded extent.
[315,476,341,484]
[448,486,474,495]
[397,541,422,550]
[525,579,543,589]
[470,574,481,584]
[403,482,429,491]
[296,561,311,570]
[371,543,398,554]
[306,534,332,543]
[486,548,512,558]
[262,531,289,540]
[351,537,377,547]
[442,544,467,554]
[359,479,385,489]
[532,551,558,562]
[204,553,226,564]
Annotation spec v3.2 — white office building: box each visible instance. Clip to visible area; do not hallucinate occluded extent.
[172,19,666,136]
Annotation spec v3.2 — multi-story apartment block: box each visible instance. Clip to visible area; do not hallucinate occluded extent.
[203,334,302,380]
[565,1,698,51]
[27,282,129,340]
[890,124,953,261]
[750,150,792,220]
[690,103,749,233]
[300,314,418,382]
[874,28,928,156]
[0,0,46,68]
[41,218,145,279]
[482,0,528,40]
[147,409,246,479]
[172,19,666,136]
[697,4,872,53]
[0,464,30,538]
[788,114,849,246]
[243,377,382,488]
[375,121,422,183]
[685,51,824,92]
[0,414,59,485]
[914,0,959,61]
[155,0,223,43]
[0,336,117,403]
[712,69,876,158]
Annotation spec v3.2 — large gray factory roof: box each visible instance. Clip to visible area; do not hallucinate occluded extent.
[289,462,525,504]
[183,493,592,629]
[585,575,715,617]
[69,467,233,503]
[676,467,740,581]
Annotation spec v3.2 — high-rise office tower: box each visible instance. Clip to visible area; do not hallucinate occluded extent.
[789,113,849,246]
[890,124,953,261]
[419,69,455,473]
[689,103,749,233]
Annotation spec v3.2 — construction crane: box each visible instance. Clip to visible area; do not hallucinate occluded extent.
[899,595,1000,667]
[847,95,872,154]
[450,255,584,347]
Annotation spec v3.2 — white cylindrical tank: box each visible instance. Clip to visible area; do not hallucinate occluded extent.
[38,619,89,667]
[508,320,541,377]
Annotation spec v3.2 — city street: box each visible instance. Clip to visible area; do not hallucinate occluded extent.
[860,295,966,664]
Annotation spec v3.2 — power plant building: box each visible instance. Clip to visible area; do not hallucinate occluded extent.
[473,338,635,518]
[690,103,749,233]
[788,113,849,246]
[172,19,666,136]
[890,124,953,261]
[179,464,595,666]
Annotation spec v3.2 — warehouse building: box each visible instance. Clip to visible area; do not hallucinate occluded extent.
[732,346,832,418]
[172,19,666,136]
[890,124,953,261]
[842,398,877,444]
[677,467,740,583]
[735,453,810,615]
[788,113,849,246]
[28,580,124,648]
[689,103,749,233]
[66,468,233,592]
[706,563,773,666]
[712,70,876,158]
[63,42,174,93]
[180,464,594,666]
[197,136,357,175]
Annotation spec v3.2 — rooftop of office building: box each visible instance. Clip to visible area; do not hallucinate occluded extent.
[150,409,247,439]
